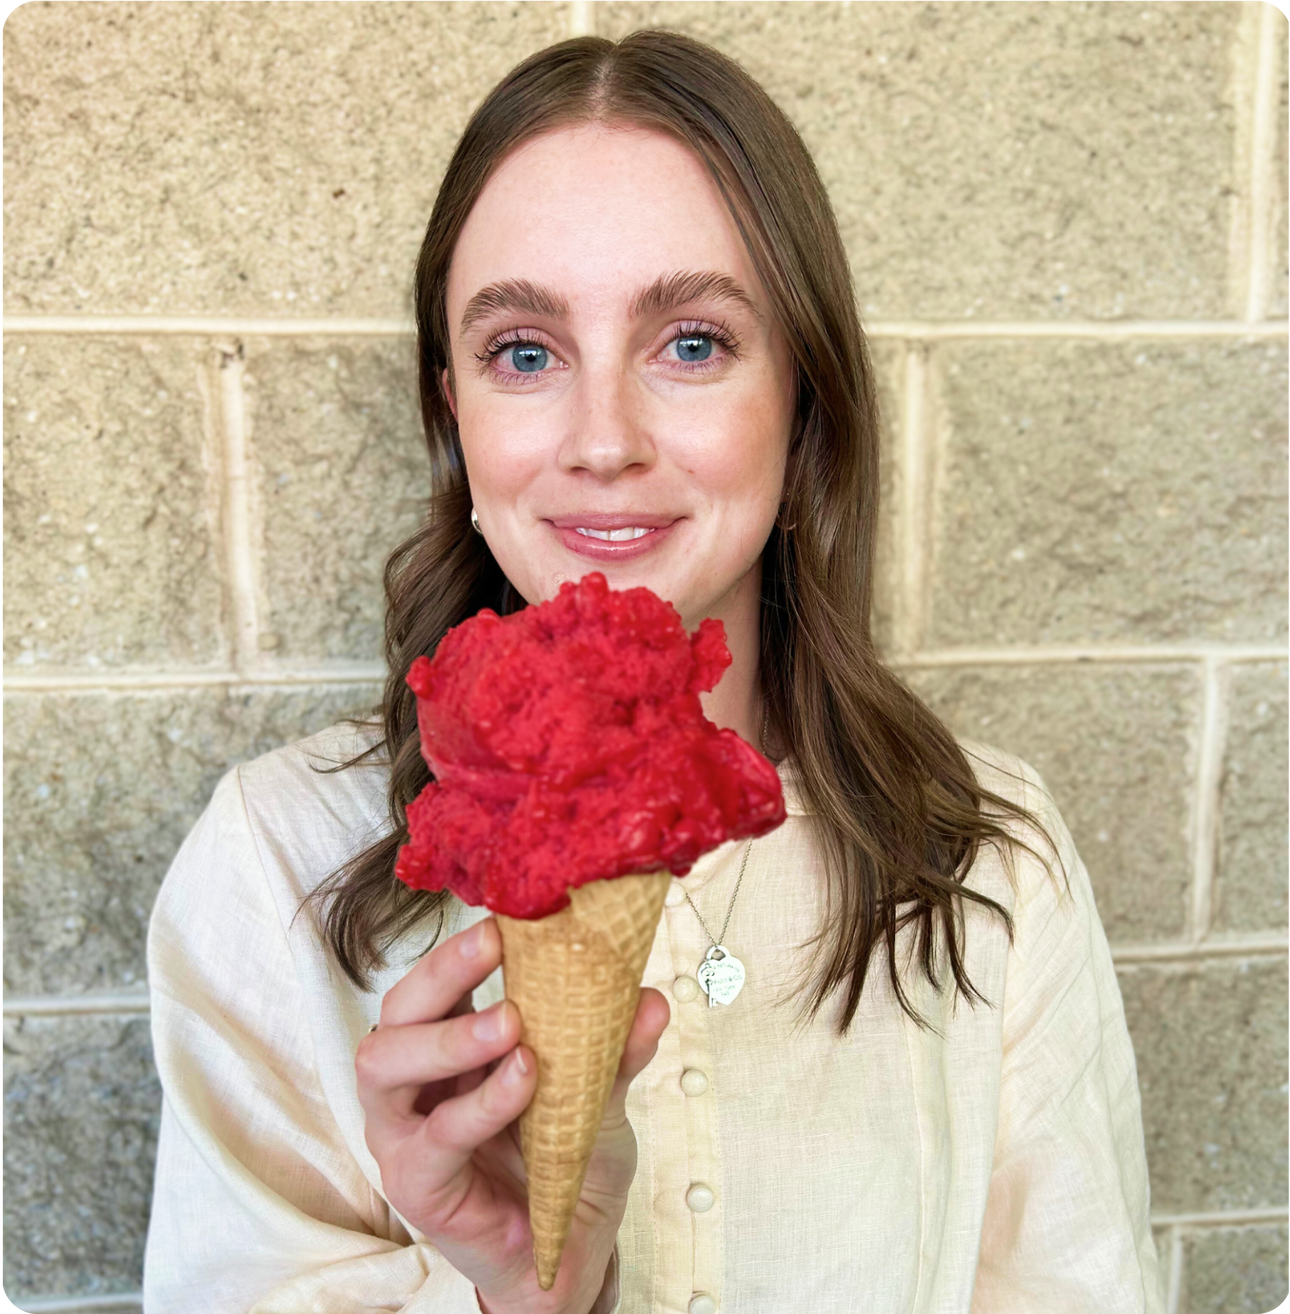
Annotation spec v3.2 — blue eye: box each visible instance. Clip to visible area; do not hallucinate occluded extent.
[675,333,713,363]
[509,343,548,373]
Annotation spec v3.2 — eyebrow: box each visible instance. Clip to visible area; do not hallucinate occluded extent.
[631,269,764,323]
[458,269,763,338]
[459,279,569,339]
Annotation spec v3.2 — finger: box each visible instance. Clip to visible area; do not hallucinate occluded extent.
[379,918,501,1028]
[603,987,670,1122]
[356,1000,521,1120]
[415,1044,537,1192]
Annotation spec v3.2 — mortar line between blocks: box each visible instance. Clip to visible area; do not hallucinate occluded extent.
[11,1294,143,1311]
[3,665,387,692]
[895,344,930,655]
[1163,1225,1183,1314]
[4,992,150,1016]
[3,315,415,335]
[895,644,1288,667]
[866,319,1290,340]
[567,0,594,37]
[214,345,263,673]
[1111,933,1288,963]
[1228,2,1264,318]
[1189,658,1228,942]
[4,315,1287,338]
[1245,0,1282,322]
[1151,1205,1290,1227]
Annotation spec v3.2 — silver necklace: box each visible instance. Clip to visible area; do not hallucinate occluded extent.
[684,837,752,1008]
[682,705,768,1008]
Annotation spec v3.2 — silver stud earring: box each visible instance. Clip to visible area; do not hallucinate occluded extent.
[470,506,483,535]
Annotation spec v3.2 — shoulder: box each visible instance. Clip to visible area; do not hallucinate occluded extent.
[958,738,1067,855]
[234,717,388,817]
[954,739,1076,913]
[239,717,392,889]
[955,742,1106,990]
[199,718,393,902]
[957,739,1048,814]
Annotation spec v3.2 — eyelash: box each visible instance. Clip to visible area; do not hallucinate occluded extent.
[473,319,741,383]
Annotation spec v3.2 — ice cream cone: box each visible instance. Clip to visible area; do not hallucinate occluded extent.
[495,870,672,1291]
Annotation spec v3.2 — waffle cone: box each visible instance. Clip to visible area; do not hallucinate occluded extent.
[495,870,671,1291]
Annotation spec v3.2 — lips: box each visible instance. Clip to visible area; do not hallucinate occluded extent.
[547,513,678,530]
[546,513,680,561]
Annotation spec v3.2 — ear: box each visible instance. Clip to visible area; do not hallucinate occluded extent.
[442,368,458,423]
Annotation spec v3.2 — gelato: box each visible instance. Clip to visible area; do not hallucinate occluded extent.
[395,572,785,918]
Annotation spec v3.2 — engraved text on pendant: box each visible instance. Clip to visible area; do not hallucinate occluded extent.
[697,945,746,1007]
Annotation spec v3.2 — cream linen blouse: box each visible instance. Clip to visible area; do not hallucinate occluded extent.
[143,720,1165,1313]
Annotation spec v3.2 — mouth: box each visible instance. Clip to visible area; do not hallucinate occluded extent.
[546,513,680,562]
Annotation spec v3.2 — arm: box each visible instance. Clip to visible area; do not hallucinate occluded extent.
[143,767,485,1313]
[971,771,1166,1314]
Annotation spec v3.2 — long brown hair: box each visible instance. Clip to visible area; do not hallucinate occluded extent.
[308,30,1056,1034]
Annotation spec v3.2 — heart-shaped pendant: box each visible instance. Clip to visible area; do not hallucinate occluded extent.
[696,945,746,1007]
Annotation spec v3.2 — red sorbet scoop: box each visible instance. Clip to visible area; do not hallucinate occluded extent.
[394,572,787,919]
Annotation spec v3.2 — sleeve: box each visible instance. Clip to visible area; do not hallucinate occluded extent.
[142,766,486,1313]
[970,768,1167,1314]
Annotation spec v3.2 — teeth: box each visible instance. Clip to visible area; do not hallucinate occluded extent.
[574,527,653,541]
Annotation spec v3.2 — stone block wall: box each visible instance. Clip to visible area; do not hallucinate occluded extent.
[3,3,1286,1310]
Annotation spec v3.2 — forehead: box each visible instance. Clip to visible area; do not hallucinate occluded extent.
[446,123,761,318]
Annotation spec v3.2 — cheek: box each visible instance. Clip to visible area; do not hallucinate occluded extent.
[456,397,552,501]
[675,388,789,506]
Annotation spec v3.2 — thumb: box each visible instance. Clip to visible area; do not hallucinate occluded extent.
[603,987,670,1123]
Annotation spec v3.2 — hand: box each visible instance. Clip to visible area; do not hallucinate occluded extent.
[355,916,669,1314]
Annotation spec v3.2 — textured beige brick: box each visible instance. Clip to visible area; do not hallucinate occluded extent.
[244,337,427,663]
[3,337,224,671]
[926,340,1288,647]
[1118,958,1288,1214]
[868,339,902,656]
[598,2,1240,321]
[1214,663,1289,934]
[905,663,1198,943]
[3,2,570,316]
[3,683,381,996]
[1182,1223,1288,1314]
[3,1013,158,1300]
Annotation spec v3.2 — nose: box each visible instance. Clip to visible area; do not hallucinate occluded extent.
[558,366,655,481]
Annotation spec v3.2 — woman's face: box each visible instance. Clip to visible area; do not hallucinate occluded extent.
[443,122,796,633]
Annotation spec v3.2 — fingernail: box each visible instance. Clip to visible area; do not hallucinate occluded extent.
[459,922,484,960]
[472,1002,505,1042]
[501,1048,528,1086]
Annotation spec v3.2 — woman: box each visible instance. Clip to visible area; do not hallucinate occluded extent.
[144,30,1164,1314]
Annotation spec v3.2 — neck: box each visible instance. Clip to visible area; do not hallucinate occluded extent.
[691,561,763,752]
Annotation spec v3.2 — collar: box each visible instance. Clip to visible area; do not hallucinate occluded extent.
[775,755,811,818]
